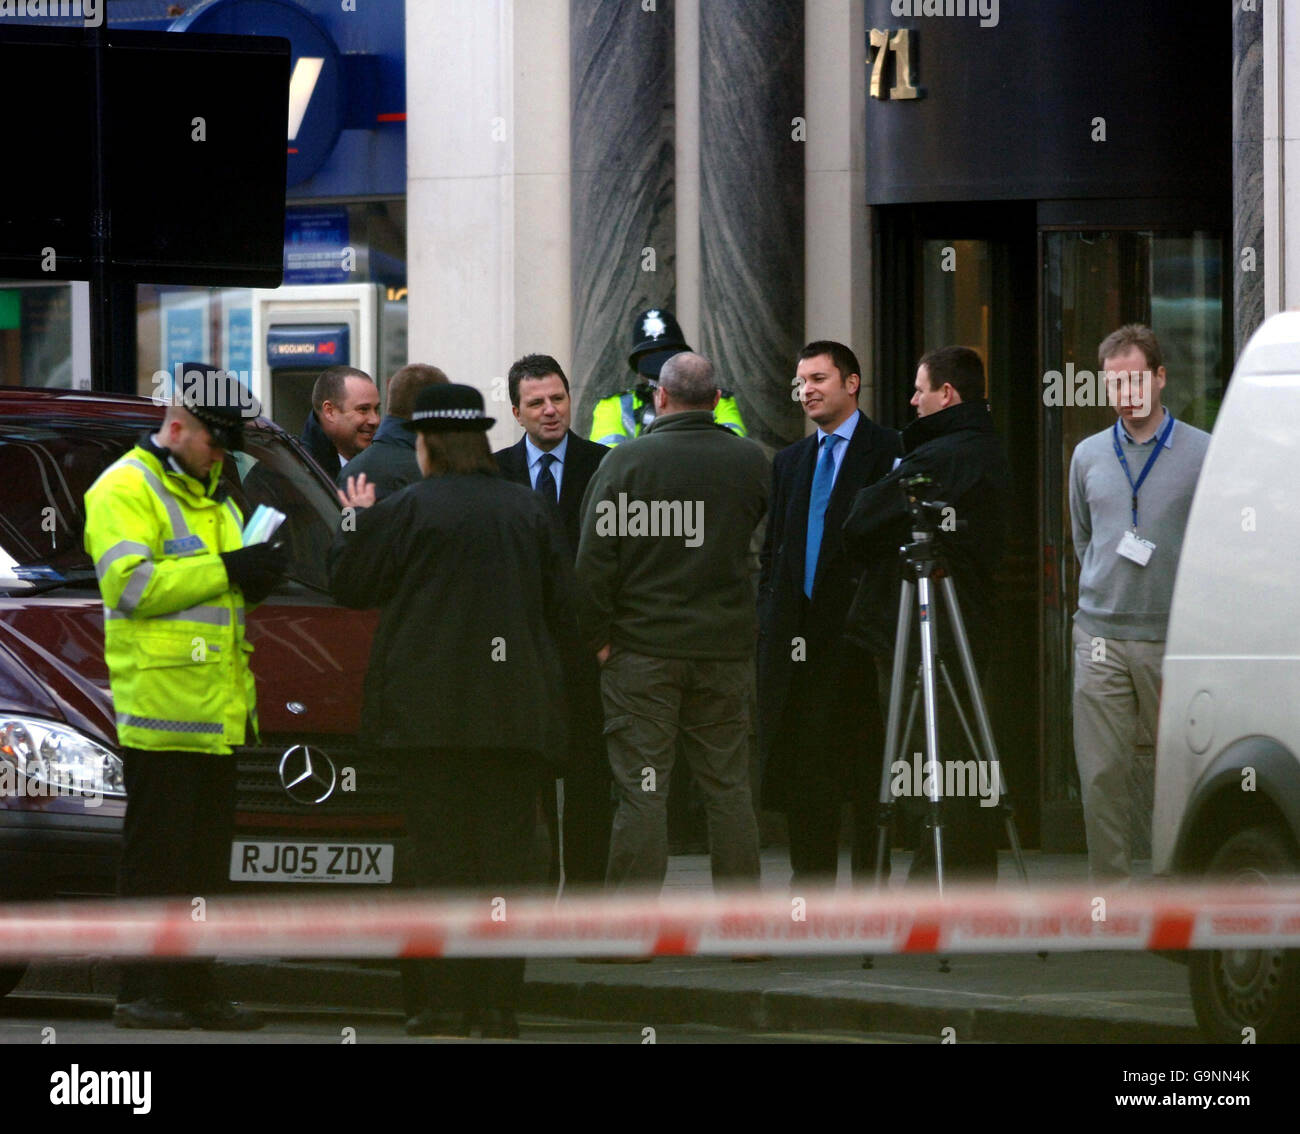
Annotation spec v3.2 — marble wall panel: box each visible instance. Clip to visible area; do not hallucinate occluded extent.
[700,0,806,449]
[570,0,676,432]
[1233,1,1263,359]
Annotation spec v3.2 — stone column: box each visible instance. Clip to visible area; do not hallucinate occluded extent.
[805,0,871,420]
[405,0,570,452]
[699,0,805,449]
[1234,0,1264,358]
[570,0,676,431]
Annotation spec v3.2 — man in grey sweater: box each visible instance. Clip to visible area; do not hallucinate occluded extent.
[576,351,769,891]
[1069,324,1211,881]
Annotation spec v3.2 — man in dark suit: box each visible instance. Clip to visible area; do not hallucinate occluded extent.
[757,340,901,888]
[299,366,380,480]
[494,353,611,888]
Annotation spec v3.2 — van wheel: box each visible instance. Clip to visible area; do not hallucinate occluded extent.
[0,964,26,998]
[1188,824,1300,1043]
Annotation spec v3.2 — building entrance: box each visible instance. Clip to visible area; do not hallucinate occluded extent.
[875,201,1040,842]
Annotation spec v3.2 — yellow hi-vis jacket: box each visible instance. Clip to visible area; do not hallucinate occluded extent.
[83,442,256,754]
[589,389,746,447]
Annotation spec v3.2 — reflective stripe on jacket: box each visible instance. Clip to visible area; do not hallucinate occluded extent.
[589,391,747,447]
[83,443,256,754]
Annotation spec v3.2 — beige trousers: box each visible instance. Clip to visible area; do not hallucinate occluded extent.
[1071,623,1164,881]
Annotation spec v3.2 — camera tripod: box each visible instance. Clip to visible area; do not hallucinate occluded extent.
[862,477,1033,970]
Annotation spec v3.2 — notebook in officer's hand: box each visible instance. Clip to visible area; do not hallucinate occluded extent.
[241,504,286,546]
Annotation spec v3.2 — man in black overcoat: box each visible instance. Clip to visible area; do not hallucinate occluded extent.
[842,345,1009,882]
[331,383,585,1039]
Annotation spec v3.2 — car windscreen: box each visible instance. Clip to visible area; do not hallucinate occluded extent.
[0,415,339,593]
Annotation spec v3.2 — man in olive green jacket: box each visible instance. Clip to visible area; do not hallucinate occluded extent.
[575,352,768,891]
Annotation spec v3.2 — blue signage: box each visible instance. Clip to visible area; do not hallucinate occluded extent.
[267,324,351,370]
[283,207,351,284]
[171,0,345,187]
[225,305,253,379]
[164,305,206,372]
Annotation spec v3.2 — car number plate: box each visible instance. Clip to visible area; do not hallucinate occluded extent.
[230,841,393,883]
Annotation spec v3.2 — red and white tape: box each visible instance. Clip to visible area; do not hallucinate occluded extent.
[2,885,1300,959]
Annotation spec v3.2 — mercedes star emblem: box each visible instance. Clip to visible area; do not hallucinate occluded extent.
[278,744,337,805]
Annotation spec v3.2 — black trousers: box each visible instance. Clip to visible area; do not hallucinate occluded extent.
[118,748,236,1005]
[777,643,886,889]
[873,655,1000,883]
[539,760,615,890]
[396,748,540,1014]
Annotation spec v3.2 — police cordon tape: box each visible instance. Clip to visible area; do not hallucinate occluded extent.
[2,885,1300,959]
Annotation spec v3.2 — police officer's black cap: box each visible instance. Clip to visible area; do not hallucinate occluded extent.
[402,383,496,432]
[175,362,260,451]
[628,308,690,379]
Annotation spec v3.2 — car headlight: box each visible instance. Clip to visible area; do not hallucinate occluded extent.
[0,718,125,802]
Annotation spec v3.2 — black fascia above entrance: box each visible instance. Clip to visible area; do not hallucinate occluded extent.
[0,24,290,286]
[863,0,1231,206]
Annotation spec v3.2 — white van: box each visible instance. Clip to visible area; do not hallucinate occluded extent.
[1154,310,1300,1042]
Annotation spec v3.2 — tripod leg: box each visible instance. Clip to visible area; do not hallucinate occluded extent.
[873,579,915,888]
[937,575,1032,886]
[937,660,981,761]
[865,581,916,972]
[914,574,945,898]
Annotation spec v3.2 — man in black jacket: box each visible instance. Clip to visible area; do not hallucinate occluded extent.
[843,346,1010,881]
[495,353,611,889]
[331,383,584,1039]
[757,341,901,887]
[336,363,447,500]
[299,365,380,479]
[576,352,769,892]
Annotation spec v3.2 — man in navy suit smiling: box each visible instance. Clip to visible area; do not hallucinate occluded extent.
[757,341,901,888]
[495,353,611,888]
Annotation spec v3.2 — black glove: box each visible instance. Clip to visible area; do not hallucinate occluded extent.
[221,541,287,604]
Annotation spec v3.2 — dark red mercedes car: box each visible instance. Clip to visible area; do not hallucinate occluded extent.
[0,388,403,996]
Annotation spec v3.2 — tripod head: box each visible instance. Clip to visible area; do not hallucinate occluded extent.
[900,473,955,537]
[897,473,962,578]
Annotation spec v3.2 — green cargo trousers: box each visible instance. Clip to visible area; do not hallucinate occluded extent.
[600,647,761,890]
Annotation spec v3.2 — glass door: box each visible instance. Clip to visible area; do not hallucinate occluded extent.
[1039,229,1228,850]
[875,202,1040,840]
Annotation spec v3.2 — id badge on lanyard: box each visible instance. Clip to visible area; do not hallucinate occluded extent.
[1112,414,1174,568]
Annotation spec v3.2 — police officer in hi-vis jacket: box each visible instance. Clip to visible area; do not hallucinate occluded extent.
[589,308,746,446]
[84,363,284,1031]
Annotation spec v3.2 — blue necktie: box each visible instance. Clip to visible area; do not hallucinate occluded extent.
[804,434,840,599]
[536,452,558,502]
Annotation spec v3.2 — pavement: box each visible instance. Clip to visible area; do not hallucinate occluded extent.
[12,849,1203,1043]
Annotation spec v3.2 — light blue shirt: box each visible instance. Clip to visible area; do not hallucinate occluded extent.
[1118,407,1175,448]
[526,432,568,497]
[815,409,859,487]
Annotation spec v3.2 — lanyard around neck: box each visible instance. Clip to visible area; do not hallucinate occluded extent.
[1111,412,1174,529]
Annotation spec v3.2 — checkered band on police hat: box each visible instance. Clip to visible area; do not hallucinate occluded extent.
[402,383,496,432]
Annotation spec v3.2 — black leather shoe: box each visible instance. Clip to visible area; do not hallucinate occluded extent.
[478,1009,519,1039]
[113,998,197,1030]
[405,1009,473,1037]
[189,1000,265,1031]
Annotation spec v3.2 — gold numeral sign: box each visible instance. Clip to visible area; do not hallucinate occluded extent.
[868,28,921,100]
